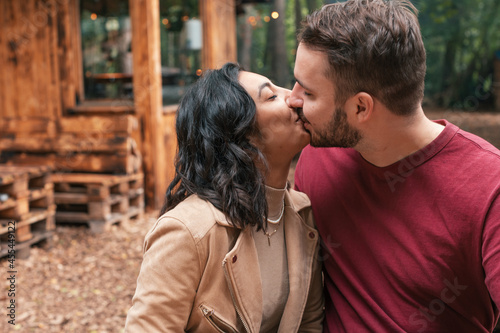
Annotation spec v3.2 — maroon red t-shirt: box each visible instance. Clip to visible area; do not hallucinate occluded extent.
[295,120,500,332]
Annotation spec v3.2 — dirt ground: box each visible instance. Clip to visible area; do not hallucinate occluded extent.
[0,213,158,333]
[1,109,499,333]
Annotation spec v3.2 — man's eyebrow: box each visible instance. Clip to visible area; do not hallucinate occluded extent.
[294,78,311,91]
[258,82,271,98]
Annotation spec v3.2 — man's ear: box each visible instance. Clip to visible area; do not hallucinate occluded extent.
[347,92,374,124]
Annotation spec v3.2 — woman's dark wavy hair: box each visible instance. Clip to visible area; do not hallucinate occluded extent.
[159,62,269,230]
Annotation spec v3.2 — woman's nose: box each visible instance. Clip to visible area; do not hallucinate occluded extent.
[283,89,292,105]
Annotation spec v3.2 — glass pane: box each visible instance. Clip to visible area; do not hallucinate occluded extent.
[81,0,132,100]
[160,0,202,105]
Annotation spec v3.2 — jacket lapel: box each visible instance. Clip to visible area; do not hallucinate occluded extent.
[278,192,319,332]
[210,205,263,333]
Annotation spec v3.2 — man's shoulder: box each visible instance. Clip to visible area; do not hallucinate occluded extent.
[455,128,500,160]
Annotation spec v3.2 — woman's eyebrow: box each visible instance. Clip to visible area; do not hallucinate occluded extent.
[258,82,271,98]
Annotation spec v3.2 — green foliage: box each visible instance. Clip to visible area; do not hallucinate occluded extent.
[237,0,500,110]
[418,0,500,110]
[237,0,325,88]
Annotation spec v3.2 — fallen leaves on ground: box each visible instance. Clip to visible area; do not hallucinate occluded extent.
[0,211,158,333]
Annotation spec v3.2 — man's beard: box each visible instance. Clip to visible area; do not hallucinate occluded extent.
[310,106,362,148]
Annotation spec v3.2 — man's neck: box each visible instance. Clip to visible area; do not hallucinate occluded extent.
[357,111,444,167]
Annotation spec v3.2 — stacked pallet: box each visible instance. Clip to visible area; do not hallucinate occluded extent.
[52,172,144,233]
[0,165,55,259]
[0,115,141,174]
[0,115,146,232]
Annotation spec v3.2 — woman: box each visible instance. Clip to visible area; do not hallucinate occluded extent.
[125,63,323,332]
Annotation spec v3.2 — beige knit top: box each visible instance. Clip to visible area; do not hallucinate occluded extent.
[252,185,289,333]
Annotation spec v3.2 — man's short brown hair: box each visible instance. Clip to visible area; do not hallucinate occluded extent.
[299,0,426,115]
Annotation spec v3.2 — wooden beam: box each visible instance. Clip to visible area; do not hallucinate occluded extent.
[162,106,178,190]
[2,152,140,175]
[0,118,57,136]
[200,0,237,69]
[129,0,165,209]
[58,115,138,134]
[0,134,133,154]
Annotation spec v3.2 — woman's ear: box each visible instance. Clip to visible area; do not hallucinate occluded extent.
[347,92,374,124]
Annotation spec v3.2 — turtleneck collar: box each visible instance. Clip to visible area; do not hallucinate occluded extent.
[265,185,286,223]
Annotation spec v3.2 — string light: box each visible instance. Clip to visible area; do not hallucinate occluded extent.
[90,13,97,20]
[271,11,279,19]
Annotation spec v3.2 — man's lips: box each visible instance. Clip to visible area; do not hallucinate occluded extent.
[295,107,308,124]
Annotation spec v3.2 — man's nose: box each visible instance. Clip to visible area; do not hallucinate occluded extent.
[288,83,303,108]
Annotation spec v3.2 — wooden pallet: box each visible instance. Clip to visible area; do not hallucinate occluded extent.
[0,207,56,259]
[53,172,144,233]
[0,165,52,195]
[0,164,54,227]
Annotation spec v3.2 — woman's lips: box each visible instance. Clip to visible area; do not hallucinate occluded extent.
[295,107,308,123]
[295,108,307,123]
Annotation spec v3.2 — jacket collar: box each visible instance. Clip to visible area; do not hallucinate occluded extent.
[208,188,311,228]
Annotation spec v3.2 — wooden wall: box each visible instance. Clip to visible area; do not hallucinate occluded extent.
[0,0,238,209]
[0,0,62,119]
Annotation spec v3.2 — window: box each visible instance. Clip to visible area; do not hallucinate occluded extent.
[160,0,202,105]
[79,0,201,105]
[81,0,132,101]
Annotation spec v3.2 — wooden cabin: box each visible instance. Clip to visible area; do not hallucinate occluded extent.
[0,0,258,209]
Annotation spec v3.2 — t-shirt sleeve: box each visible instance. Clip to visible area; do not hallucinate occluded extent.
[294,151,306,192]
[482,192,500,309]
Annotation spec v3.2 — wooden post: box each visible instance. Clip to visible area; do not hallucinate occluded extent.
[200,0,237,69]
[58,0,84,109]
[129,0,166,209]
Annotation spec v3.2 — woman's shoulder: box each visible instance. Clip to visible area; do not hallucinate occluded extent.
[151,195,222,242]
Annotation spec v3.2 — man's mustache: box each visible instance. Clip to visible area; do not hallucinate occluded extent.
[295,107,309,123]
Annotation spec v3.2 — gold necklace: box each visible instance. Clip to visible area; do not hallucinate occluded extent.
[264,201,284,246]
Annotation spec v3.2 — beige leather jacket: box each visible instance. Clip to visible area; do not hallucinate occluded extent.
[125,189,324,332]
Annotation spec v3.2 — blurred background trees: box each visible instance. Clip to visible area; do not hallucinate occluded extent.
[236,0,500,111]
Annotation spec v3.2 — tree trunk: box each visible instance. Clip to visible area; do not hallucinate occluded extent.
[306,0,318,13]
[267,0,290,87]
[295,0,302,50]
[238,4,253,70]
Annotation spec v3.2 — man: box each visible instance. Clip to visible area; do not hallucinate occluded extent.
[289,0,500,332]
